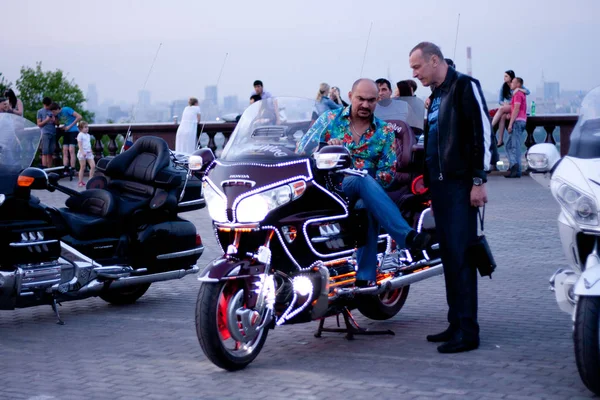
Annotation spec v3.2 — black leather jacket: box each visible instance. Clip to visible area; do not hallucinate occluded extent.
[424,67,492,185]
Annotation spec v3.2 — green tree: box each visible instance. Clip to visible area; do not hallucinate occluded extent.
[16,62,94,123]
[0,73,11,94]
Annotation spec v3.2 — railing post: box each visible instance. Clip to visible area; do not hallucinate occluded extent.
[206,132,217,154]
[223,131,232,149]
[107,134,118,156]
[560,125,574,156]
[543,125,557,145]
[92,133,105,162]
[524,120,537,150]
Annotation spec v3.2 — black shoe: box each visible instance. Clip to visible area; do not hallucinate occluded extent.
[426,326,457,343]
[504,165,517,178]
[437,334,480,354]
[406,230,432,253]
[355,279,376,288]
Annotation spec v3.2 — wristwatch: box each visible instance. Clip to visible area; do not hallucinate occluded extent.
[473,177,483,186]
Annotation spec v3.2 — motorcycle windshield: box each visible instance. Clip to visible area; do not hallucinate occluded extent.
[220,97,320,162]
[0,114,42,195]
[569,86,600,159]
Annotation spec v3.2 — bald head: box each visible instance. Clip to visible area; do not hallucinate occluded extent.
[348,78,379,122]
[351,78,378,92]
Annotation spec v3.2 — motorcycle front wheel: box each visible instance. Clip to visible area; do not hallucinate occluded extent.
[195,280,269,371]
[574,296,600,395]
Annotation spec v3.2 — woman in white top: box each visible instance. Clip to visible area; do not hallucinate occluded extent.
[175,97,201,154]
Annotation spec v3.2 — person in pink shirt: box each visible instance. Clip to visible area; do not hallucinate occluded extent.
[505,77,527,178]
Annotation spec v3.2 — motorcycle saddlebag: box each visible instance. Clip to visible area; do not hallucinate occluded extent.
[177,174,205,213]
[134,218,200,271]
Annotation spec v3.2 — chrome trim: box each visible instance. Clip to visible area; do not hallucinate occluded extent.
[178,198,206,208]
[198,275,219,283]
[215,222,260,230]
[60,241,97,266]
[156,246,205,260]
[9,239,58,248]
[222,179,256,188]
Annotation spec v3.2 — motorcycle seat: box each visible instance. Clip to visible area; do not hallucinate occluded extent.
[59,189,120,240]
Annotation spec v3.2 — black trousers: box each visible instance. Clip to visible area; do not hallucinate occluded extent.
[429,177,480,340]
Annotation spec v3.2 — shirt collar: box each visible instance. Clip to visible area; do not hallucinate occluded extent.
[436,66,457,93]
[341,105,383,131]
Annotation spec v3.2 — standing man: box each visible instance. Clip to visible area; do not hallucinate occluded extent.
[374,78,410,122]
[56,103,82,173]
[409,42,491,353]
[36,97,59,168]
[505,77,527,178]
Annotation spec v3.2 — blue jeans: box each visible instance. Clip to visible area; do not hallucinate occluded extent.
[342,175,414,281]
[506,120,526,174]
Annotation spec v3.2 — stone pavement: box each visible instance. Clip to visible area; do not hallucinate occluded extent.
[0,175,596,400]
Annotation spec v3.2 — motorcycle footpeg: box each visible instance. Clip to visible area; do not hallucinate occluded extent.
[94,266,133,279]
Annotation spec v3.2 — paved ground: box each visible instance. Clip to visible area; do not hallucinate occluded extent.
[1,175,597,400]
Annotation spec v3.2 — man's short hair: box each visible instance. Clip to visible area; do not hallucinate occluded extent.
[409,41,445,62]
[396,81,412,97]
[42,97,52,106]
[253,80,263,87]
[49,102,60,111]
[351,78,378,92]
[515,77,524,86]
[375,78,391,91]
[0,97,7,103]
[250,94,262,102]
[406,80,418,93]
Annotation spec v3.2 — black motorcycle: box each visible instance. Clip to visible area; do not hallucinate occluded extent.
[0,114,205,323]
[191,97,441,370]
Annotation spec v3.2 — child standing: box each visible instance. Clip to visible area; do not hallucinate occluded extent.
[76,121,95,187]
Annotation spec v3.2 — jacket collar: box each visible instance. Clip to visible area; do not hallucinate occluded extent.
[435,66,457,93]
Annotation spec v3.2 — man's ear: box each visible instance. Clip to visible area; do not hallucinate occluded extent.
[347,91,353,101]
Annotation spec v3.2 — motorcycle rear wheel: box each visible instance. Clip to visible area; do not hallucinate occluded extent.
[195,280,269,371]
[357,285,410,320]
[574,296,600,395]
[99,283,151,305]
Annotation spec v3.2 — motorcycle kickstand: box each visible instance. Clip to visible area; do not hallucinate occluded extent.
[51,298,65,325]
[314,307,394,340]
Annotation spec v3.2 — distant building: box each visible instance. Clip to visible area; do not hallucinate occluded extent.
[223,95,239,113]
[138,90,151,107]
[205,85,218,107]
[544,82,560,101]
[86,84,98,111]
[171,99,189,121]
[108,106,128,122]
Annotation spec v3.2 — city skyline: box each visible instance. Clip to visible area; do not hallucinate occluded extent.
[3,0,599,110]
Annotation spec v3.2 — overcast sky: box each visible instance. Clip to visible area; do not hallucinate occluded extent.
[2,0,599,106]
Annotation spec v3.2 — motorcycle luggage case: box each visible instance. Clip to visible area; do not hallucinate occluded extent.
[134,219,200,271]
[177,174,205,213]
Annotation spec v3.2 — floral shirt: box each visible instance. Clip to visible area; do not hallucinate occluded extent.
[298,106,397,188]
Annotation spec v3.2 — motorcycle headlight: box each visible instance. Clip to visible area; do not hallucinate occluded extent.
[203,181,228,223]
[552,181,598,226]
[236,181,306,223]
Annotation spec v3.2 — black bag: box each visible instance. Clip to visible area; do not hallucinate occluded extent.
[468,205,496,278]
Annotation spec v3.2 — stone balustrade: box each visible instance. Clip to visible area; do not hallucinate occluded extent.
[48,115,578,166]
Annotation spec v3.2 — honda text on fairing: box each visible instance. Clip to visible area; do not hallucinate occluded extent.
[189,97,442,370]
[528,86,600,396]
[0,114,205,323]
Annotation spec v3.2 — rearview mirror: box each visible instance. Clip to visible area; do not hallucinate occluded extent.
[189,148,215,172]
[17,168,48,190]
[527,143,560,172]
[314,145,351,170]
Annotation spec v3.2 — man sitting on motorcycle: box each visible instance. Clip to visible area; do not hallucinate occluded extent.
[298,78,431,287]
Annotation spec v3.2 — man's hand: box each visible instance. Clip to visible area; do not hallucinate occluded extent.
[328,139,343,145]
[470,184,488,207]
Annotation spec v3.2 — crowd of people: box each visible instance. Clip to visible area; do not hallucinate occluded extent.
[0,90,95,187]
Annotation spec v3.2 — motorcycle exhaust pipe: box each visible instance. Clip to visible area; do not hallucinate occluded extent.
[331,259,443,298]
[75,265,200,296]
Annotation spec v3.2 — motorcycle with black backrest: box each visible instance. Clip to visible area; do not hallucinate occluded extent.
[190,97,441,371]
[0,114,205,323]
